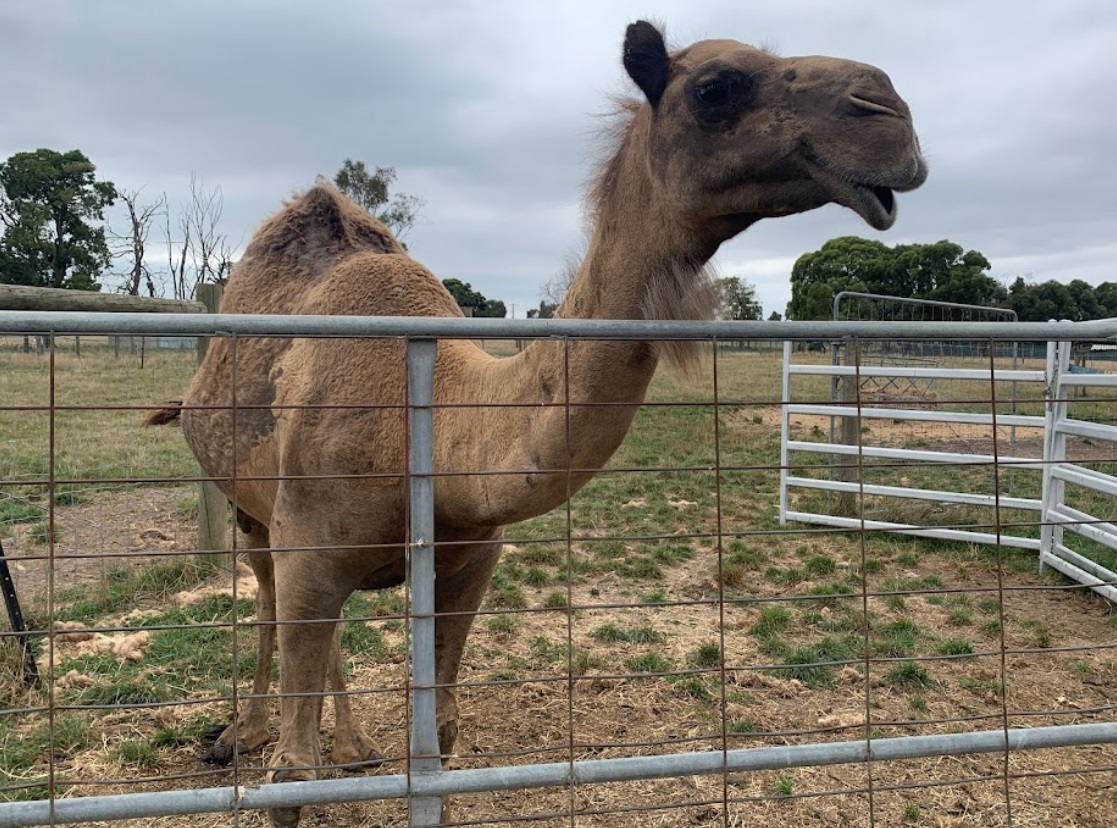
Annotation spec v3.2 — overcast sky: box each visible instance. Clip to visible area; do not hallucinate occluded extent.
[2,0,1115,318]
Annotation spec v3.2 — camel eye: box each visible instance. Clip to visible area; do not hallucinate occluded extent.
[691,71,752,121]
[695,77,736,106]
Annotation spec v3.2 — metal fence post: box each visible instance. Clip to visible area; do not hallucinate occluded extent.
[406,338,443,826]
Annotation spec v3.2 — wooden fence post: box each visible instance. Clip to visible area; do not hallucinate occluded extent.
[194,283,228,561]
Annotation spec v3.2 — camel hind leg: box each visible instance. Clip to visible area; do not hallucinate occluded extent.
[204,515,276,764]
[203,512,381,768]
[326,621,384,767]
[433,537,503,758]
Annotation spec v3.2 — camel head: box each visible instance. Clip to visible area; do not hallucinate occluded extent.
[622,21,927,242]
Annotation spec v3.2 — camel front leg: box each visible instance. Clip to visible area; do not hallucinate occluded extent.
[266,549,352,828]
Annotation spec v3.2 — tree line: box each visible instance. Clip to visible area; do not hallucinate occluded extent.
[0,149,509,315]
[787,236,1117,322]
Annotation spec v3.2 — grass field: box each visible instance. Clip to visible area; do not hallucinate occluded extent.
[1,335,1116,827]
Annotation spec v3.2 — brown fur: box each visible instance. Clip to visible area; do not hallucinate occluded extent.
[159,22,926,826]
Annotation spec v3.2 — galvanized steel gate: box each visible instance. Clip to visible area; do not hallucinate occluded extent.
[1,311,1117,826]
[781,336,1117,603]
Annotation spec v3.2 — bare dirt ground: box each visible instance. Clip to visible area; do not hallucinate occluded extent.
[4,485,196,610]
[3,472,1116,826]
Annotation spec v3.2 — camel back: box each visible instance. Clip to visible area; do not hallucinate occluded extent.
[219,185,406,316]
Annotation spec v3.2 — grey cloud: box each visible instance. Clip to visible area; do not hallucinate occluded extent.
[1,0,1114,317]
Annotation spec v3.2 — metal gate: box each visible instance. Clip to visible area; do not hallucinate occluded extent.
[782,336,1117,602]
[2,310,1117,826]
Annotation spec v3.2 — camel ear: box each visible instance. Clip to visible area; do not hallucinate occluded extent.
[624,21,669,107]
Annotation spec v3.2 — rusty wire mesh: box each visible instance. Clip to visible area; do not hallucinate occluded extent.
[1,326,1116,827]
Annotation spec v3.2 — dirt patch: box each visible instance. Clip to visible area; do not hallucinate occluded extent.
[3,488,1117,827]
[3,485,199,610]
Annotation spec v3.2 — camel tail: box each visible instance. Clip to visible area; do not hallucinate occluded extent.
[143,401,183,427]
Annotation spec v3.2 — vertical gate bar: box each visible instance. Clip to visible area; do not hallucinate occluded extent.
[1039,340,1058,571]
[406,338,443,826]
[779,340,792,526]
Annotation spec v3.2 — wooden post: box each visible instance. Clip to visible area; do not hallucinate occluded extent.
[194,283,228,562]
[0,284,203,313]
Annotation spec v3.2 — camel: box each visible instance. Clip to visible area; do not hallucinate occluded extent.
[147,21,926,827]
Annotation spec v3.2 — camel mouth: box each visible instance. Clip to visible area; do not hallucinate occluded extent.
[850,183,897,231]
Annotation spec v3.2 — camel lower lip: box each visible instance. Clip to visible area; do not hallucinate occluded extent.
[851,183,897,230]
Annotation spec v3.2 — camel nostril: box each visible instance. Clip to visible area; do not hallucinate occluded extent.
[848,93,901,118]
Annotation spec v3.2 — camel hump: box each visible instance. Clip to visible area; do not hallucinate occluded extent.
[249,183,406,262]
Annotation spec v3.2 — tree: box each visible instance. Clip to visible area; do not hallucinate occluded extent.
[716,276,763,321]
[539,252,580,311]
[441,278,506,317]
[333,159,422,241]
[787,236,1003,320]
[1095,282,1117,318]
[164,174,234,300]
[1008,276,1106,322]
[0,148,117,290]
[527,299,558,319]
[787,236,891,320]
[112,188,165,296]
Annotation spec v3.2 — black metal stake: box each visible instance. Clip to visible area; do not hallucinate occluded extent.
[0,536,40,687]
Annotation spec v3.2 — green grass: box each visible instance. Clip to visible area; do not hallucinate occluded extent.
[625,652,672,674]
[0,498,45,528]
[771,636,861,688]
[39,558,211,628]
[750,606,791,637]
[875,619,921,658]
[590,623,664,645]
[0,712,93,801]
[114,738,160,769]
[690,642,722,668]
[542,591,570,610]
[485,614,518,636]
[804,555,837,576]
[728,719,760,734]
[884,661,934,689]
[0,345,199,501]
[936,638,975,656]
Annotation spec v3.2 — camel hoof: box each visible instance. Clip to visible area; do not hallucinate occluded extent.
[266,764,316,828]
[203,721,266,765]
[330,743,384,771]
[202,722,235,765]
[203,740,235,766]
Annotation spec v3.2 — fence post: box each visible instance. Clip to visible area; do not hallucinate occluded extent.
[195,283,227,559]
[406,338,444,826]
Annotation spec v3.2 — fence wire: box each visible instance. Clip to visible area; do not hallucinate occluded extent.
[1,314,1116,828]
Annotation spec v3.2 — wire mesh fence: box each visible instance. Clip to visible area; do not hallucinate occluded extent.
[1,313,1116,827]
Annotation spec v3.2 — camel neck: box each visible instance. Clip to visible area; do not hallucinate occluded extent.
[439,121,723,525]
